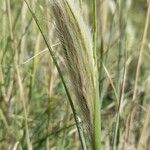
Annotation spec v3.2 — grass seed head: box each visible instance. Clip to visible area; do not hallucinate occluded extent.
[51,0,97,140]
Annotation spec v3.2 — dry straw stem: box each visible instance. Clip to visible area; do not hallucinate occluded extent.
[99,0,108,42]
[6,0,13,40]
[137,108,150,150]
[51,0,100,148]
[16,65,32,150]
[125,1,150,149]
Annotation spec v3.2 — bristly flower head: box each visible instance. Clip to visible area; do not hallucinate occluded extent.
[51,0,98,141]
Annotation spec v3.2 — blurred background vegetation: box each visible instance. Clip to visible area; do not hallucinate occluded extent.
[0,0,150,149]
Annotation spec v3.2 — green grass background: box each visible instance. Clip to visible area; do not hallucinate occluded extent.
[0,0,150,149]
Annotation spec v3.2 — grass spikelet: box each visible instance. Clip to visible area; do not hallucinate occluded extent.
[51,0,99,145]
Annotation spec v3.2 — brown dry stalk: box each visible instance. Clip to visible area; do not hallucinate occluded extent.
[124,2,150,149]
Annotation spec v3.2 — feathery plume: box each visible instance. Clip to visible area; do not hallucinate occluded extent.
[51,0,98,141]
